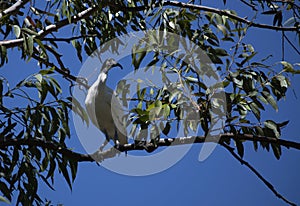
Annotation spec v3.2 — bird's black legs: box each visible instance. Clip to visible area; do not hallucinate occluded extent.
[99,140,108,151]
[98,129,122,151]
[99,129,110,151]
[113,128,121,149]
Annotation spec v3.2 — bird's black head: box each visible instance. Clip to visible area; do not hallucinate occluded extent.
[101,58,123,74]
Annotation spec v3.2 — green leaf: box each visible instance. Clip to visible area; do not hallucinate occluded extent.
[132,46,147,70]
[0,182,11,202]
[247,44,255,53]
[35,39,47,56]
[13,25,21,38]
[2,122,17,135]
[271,143,281,160]
[186,76,198,82]
[235,139,244,158]
[215,48,228,56]
[39,79,48,103]
[249,102,261,121]
[21,28,39,36]
[281,61,293,70]
[0,196,10,204]
[273,11,282,26]
[34,74,43,83]
[39,67,55,75]
[217,24,227,36]
[68,97,89,126]
[0,46,8,66]
[277,120,289,128]
[71,40,82,62]
[162,104,170,119]
[40,175,55,191]
[69,159,78,182]
[26,35,34,57]
[264,120,280,138]
[49,77,62,94]
[46,157,56,179]
[255,126,264,136]
[0,78,3,105]
[162,122,171,135]
[283,17,299,27]
[281,61,300,74]
[137,87,146,101]
[253,140,258,151]
[208,53,223,64]
[147,57,159,67]
[41,155,49,172]
[58,159,72,190]
[148,100,162,119]
[261,90,278,111]
[240,52,257,66]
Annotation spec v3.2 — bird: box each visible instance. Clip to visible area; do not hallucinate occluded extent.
[85,58,127,151]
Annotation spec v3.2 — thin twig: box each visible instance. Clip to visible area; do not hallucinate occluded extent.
[220,141,297,206]
[43,34,97,42]
[44,45,67,71]
[241,0,258,11]
[31,53,89,89]
[270,0,300,10]
[283,33,300,56]
[282,31,285,61]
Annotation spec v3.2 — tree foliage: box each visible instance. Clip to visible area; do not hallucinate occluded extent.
[0,0,299,205]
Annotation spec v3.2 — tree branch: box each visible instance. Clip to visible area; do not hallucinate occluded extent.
[31,53,89,89]
[43,34,97,43]
[1,0,298,49]
[1,133,298,205]
[164,1,299,32]
[0,138,94,162]
[220,142,296,206]
[0,0,30,19]
[1,133,300,163]
[0,4,99,48]
[117,1,299,32]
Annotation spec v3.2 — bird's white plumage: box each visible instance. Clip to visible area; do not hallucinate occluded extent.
[85,60,127,150]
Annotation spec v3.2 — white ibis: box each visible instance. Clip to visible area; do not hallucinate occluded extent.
[85,58,127,151]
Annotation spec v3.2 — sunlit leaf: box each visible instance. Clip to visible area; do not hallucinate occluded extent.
[13,25,21,38]
[264,120,280,138]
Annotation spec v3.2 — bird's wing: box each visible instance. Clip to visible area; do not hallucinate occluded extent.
[110,89,128,145]
[95,85,128,145]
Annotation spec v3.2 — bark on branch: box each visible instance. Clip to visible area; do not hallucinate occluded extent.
[119,1,299,32]
[0,1,298,49]
[0,0,30,19]
[1,133,299,163]
[0,138,94,161]
[0,4,99,48]
[163,1,299,32]
[1,133,298,205]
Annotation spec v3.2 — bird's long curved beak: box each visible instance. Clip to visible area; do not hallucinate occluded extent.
[115,63,123,70]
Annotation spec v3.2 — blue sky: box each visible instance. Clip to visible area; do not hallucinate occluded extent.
[1,0,300,205]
